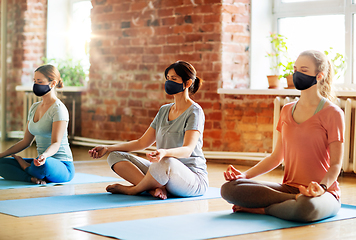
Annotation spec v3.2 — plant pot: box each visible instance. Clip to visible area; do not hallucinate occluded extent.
[285,75,295,89]
[267,75,280,89]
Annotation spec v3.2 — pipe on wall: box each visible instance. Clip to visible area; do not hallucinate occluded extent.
[1,0,7,141]
[71,136,270,162]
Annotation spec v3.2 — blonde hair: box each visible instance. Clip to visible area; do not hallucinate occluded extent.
[299,50,335,101]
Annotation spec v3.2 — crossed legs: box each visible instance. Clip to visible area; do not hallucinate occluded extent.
[105,151,208,200]
[0,155,46,184]
[106,161,167,199]
[221,179,340,222]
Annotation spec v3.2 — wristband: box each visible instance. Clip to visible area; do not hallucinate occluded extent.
[319,184,327,192]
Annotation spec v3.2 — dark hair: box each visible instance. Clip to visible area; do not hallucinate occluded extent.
[35,64,64,88]
[164,60,203,94]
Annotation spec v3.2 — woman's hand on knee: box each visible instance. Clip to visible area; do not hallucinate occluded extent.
[34,154,46,166]
[88,146,108,159]
[146,149,166,162]
[298,181,325,197]
[223,165,246,181]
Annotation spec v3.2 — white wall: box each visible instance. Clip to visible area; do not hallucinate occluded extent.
[249,0,273,89]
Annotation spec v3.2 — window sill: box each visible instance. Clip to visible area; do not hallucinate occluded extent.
[15,85,86,92]
[217,88,356,97]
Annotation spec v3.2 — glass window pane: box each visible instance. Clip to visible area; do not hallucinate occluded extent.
[281,0,323,2]
[279,15,345,85]
[69,1,93,73]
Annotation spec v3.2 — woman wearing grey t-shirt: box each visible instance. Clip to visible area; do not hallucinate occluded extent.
[89,61,208,199]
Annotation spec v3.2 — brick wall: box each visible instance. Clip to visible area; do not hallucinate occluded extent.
[83,0,276,153]
[2,0,276,153]
[0,0,47,132]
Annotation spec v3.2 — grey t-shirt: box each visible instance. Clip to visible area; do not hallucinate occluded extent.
[27,99,73,161]
[150,102,207,174]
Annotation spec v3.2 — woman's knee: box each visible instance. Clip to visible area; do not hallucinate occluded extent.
[150,157,175,172]
[220,181,238,201]
[149,158,184,185]
[107,151,126,169]
[221,181,235,202]
[282,196,333,222]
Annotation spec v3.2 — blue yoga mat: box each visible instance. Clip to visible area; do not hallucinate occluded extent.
[0,173,121,190]
[75,204,356,240]
[0,187,221,217]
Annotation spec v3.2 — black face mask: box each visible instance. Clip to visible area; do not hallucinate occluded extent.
[293,71,318,90]
[33,83,52,96]
[165,80,185,95]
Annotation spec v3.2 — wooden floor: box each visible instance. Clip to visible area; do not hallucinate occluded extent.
[1,140,356,240]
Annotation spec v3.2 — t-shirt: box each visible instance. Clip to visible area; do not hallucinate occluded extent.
[150,102,207,174]
[27,99,73,161]
[277,102,344,199]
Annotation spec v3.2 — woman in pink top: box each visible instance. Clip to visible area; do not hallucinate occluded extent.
[220,50,344,222]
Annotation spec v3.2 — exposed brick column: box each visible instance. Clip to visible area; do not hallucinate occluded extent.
[0,0,47,132]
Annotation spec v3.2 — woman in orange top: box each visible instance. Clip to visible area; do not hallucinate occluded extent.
[221,50,344,222]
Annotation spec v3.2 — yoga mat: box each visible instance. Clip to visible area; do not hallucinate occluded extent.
[0,173,121,190]
[75,204,356,240]
[0,187,221,217]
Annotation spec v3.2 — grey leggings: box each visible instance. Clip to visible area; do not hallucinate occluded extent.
[107,151,208,197]
[220,179,341,222]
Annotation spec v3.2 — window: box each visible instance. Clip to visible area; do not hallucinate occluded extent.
[250,0,356,89]
[279,15,345,85]
[275,0,356,87]
[47,0,92,74]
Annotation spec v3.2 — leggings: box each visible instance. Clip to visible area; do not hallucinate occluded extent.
[220,179,341,222]
[0,157,75,183]
[107,151,209,197]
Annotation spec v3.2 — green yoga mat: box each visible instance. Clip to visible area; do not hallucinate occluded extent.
[0,173,121,189]
[0,187,221,217]
[75,204,356,240]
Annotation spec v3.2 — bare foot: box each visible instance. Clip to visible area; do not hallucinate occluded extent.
[12,154,30,170]
[232,205,265,215]
[149,186,167,200]
[31,177,46,185]
[106,183,135,195]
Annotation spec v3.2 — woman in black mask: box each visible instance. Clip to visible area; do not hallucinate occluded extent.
[89,60,208,200]
[221,50,344,222]
[0,65,74,184]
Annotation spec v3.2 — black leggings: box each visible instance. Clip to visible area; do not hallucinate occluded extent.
[221,179,340,222]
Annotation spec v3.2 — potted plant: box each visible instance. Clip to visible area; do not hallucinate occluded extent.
[281,59,295,89]
[42,57,87,86]
[265,32,288,89]
[324,48,346,81]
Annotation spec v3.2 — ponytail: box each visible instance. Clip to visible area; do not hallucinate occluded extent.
[319,59,335,102]
[189,76,203,94]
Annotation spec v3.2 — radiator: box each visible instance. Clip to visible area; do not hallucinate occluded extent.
[22,92,41,131]
[273,96,356,173]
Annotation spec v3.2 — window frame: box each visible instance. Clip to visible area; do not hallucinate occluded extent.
[272,0,356,87]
